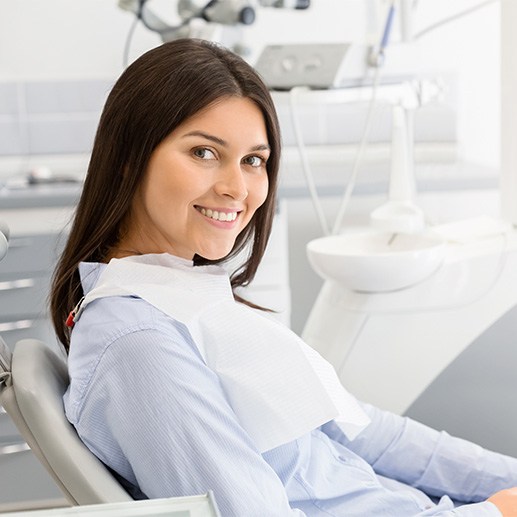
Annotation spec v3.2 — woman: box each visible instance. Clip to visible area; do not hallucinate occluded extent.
[51,38,517,516]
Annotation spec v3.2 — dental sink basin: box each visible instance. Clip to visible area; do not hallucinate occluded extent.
[307,231,446,293]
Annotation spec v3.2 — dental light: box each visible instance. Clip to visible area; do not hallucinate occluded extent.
[118,0,310,53]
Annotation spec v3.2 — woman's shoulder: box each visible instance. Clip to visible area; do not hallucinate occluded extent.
[68,294,193,382]
[72,294,185,350]
[65,295,198,421]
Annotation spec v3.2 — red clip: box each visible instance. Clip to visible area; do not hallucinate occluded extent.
[65,311,76,328]
[65,296,85,328]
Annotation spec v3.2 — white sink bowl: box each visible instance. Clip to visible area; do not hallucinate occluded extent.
[307,232,446,293]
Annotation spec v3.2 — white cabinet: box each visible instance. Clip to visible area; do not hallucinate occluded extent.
[0,204,74,511]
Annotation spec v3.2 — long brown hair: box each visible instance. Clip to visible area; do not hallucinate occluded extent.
[50,39,281,351]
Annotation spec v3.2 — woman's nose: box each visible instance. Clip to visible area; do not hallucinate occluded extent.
[215,163,248,200]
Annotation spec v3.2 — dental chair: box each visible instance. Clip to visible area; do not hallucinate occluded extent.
[0,337,133,506]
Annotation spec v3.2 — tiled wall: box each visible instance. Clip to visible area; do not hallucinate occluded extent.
[275,100,457,147]
[0,79,457,157]
[0,80,114,156]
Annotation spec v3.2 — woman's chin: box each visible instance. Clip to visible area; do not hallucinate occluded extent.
[196,247,234,262]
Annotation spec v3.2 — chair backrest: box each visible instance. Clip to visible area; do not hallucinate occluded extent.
[0,338,133,506]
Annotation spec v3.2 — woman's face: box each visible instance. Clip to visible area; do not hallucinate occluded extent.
[122,96,270,261]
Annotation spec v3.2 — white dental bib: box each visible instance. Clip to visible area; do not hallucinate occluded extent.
[78,253,370,453]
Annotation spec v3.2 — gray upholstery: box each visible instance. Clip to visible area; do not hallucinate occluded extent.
[0,338,132,506]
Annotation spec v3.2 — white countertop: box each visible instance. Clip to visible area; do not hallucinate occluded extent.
[0,206,74,236]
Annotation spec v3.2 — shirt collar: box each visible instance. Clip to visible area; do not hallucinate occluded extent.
[79,262,106,294]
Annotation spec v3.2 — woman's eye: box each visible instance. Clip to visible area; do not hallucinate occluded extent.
[243,155,265,167]
[193,147,216,160]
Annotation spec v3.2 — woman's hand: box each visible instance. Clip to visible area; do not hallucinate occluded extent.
[488,487,517,515]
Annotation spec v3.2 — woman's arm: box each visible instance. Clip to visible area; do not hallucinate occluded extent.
[322,401,517,503]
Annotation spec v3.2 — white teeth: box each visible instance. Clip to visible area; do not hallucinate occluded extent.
[199,208,237,222]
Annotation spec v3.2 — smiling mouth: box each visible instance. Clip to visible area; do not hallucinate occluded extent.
[195,206,239,222]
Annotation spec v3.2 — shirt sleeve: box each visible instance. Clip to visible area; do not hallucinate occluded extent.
[414,501,501,516]
[74,326,305,517]
[321,401,517,505]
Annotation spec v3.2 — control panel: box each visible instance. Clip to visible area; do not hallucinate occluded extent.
[254,43,370,90]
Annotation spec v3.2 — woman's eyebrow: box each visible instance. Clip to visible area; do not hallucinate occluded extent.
[250,144,271,152]
[182,130,270,152]
[182,130,226,146]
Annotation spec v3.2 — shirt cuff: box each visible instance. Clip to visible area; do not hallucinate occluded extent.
[443,501,501,517]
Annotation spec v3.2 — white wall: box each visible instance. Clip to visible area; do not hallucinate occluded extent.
[0,0,157,80]
[410,0,500,169]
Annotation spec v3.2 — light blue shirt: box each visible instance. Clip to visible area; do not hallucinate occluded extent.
[64,262,517,516]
